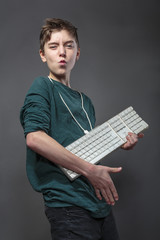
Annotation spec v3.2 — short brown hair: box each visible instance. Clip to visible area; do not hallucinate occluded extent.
[40,18,79,53]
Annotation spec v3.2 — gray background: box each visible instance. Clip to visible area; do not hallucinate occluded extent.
[0,0,160,239]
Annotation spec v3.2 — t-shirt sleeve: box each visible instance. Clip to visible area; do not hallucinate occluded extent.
[20,77,51,136]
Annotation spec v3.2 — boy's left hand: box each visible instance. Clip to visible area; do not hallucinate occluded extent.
[121,132,144,150]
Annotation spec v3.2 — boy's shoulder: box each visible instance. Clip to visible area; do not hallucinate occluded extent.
[29,76,51,90]
[24,76,53,99]
[32,76,48,85]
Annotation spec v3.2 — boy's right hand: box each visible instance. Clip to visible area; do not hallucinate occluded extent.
[86,165,122,205]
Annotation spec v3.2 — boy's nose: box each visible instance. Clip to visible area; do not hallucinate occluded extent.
[59,46,66,57]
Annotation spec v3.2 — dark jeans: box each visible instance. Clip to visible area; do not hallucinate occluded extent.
[45,206,120,240]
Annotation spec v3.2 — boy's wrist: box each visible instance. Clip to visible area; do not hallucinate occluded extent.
[82,162,96,178]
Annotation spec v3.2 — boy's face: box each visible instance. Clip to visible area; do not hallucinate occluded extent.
[40,30,80,82]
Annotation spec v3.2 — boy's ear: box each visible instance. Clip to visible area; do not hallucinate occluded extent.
[76,48,80,61]
[39,49,47,62]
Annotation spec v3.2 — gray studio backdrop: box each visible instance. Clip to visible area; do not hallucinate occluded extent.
[0,0,160,239]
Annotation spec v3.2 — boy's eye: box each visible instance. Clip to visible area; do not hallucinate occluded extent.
[66,44,74,48]
[50,45,57,49]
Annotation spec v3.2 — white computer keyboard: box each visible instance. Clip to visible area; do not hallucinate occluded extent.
[60,106,149,181]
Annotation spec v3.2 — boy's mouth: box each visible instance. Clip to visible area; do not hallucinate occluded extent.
[59,60,66,63]
[59,60,67,67]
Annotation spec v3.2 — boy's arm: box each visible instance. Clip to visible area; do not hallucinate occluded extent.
[26,130,140,206]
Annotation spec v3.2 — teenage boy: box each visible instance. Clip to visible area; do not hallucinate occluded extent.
[20,18,143,240]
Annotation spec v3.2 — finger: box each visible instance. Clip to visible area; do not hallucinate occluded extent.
[104,178,119,203]
[122,133,138,149]
[121,142,132,149]
[107,167,122,173]
[126,135,132,145]
[95,188,102,201]
[129,132,141,142]
[127,134,138,145]
[124,140,135,149]
[100,189,112,205]
[126,138,136,148]
[102,184,119,205]
[109,183,119,202]
[101,184,118,205]
[138,133,144,138]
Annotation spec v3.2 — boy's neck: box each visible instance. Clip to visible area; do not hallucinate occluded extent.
[49,73,71,88]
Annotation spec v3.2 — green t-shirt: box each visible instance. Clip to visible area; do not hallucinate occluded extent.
[20,76,111,218]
